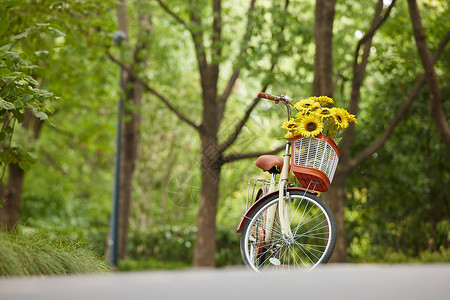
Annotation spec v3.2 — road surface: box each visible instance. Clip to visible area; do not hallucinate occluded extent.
[1,264,449,300]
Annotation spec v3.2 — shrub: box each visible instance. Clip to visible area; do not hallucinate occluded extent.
[0,228,110,277]
[125,225,242,268]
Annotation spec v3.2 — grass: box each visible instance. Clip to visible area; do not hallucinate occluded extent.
[0,228,110,277]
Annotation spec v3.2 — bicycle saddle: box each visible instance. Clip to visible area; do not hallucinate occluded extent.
[255,155,284,174]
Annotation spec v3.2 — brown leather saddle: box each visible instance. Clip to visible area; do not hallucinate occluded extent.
[255,155,284,174]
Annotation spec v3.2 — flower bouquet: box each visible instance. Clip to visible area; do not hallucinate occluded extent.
[283,96,357,192]
[281,96,357,141]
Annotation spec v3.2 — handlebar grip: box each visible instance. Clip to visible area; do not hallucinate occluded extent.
[257,92,279,101]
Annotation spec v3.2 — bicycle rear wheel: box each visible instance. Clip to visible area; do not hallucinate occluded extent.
[240,190,336,272]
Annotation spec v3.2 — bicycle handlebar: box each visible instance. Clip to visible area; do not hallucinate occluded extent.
[257,92,294,119]
[257,92,292,104]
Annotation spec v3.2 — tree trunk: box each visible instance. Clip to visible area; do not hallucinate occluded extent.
[113,0,151,260]
[323,165,351,262]
[193,135,220,267]
[193,61,220,266]
[313,0,336,97]
[118,73,142,259]
[407,0,450,151]
[0,164,25,231]
[0,112,43,231]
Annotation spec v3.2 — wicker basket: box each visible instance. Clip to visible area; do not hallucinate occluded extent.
[291,134,340,192]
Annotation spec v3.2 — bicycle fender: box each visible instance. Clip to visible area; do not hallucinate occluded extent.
[236,187,318,233]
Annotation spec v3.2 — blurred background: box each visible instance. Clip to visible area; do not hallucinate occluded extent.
[0,0,448,273]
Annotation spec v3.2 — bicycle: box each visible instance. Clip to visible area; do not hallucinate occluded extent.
[237,92,339,272]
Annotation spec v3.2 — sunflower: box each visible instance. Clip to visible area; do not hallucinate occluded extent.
[331,107,349,129]
[295,115,324,137]
[315,107,333,119]
[295,110,313,119]
[284,132,294,139]
[294,99,320,112]
[308,96,334,105]
[281,119,298,132]
[348,113,358,124]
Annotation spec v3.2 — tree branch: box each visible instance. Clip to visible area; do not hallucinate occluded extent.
[407,0,450,150]
[218,81,270,154]
[212,0,222,63]
[190,4,208,77]
[106,52,200,131]
[340,0,396,158]
[218,0,289,154]
[217,0,257,123]
[354,0,396,66]
[156,0,188,28]
[349,31,450,169]
[221,144,285,164]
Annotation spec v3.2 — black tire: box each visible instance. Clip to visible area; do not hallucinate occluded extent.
[240,190,337,272]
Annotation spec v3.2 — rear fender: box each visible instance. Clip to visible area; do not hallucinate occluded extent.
[236,187,318,233]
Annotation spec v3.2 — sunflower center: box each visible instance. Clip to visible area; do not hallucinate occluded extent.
[306,122,317,132]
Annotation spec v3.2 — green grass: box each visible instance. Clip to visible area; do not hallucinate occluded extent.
[0,229,110,277]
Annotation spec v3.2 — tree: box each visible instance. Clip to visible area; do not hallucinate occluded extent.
[111,0,153,260]
[314,0,449,261]
[0,3,59,230]
[108,0,292,266]
[1,0,117,232]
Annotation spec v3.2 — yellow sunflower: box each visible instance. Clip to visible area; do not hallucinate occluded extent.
[308,96,334,105]
[294,99,320,112]
[330,107,349,129]
[281,119,298,132]
[295,115,324,137]
[348,113,358,124]
[284,132,294,139]
[315,107,333,119]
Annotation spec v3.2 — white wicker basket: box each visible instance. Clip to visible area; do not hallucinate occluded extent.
[291,134,340,192]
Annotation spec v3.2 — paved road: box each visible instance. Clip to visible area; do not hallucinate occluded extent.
[1,264,449,300]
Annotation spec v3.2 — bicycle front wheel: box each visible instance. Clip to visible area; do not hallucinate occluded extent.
[240,190,337,272]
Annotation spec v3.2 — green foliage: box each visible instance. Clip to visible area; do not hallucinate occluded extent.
[0,228,110,277]
[350,247,450,264]
[0,40,58,172]
[0,0,447,269]
[126,225,241,268]
[118,257,190,271]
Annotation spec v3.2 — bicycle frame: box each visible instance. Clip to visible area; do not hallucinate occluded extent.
[262,141,292,243]
[259,96,295,242]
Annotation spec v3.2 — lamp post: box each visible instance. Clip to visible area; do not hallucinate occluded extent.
[108,30,127,267]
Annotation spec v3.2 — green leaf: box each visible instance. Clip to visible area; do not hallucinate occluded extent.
[48,26,66,38]
[5,51,20,63]
[18,161,32,171]
[1,76,17,85]
[13,30,30,41]
[0,43,14,51]
[35,50,50,61]
[22,93,33,103]
[34,111,48,121]
[0,99,15,110]
[0,18,10,37]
